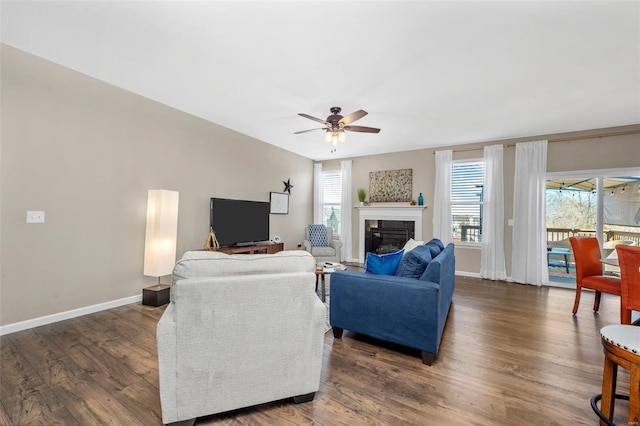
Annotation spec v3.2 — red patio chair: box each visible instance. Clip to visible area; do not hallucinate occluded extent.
[616,244,640,325]
[570,236,621,316]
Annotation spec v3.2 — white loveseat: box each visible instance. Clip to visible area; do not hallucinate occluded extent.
[157,250,326,425]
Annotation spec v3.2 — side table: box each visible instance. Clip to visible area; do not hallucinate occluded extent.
[143,284,170,307]
[315,263,346,302]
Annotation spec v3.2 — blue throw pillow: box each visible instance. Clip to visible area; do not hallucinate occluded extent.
[425,238,444,257]
[308,224,329,247]
[365,249,405,275]
[395,244,432,279]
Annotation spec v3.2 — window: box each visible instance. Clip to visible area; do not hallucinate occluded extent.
[451,160,484,243]
[322,170,342,237]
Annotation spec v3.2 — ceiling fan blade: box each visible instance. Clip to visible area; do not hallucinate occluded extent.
[339,109,368,125]
[298,113,328,125]
[294,128,326,134]
[344,125,381,134]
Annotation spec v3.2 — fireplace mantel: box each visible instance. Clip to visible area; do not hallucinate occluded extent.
[355,204,426,263]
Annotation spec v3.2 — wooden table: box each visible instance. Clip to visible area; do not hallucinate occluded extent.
[600,257,619,267]
[315,263,346,302]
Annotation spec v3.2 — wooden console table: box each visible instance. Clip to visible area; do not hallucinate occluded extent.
[214,242,284,255]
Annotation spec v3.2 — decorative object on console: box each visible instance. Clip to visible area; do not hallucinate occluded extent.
[272,235,282,244]
[204,227,220,251]
[143,189,179,306]
[369,168,413,202]
[270,192,289,214]
[283,178,294,194]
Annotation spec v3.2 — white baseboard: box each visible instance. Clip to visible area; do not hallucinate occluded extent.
[0,294,142,336]
[455,270,482,279]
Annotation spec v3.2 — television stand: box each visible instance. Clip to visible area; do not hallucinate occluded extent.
[215,242,283,255]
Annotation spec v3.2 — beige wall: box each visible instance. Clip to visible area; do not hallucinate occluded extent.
[323,128,640,275]
[0,45,313,326]
[2,43,639,327]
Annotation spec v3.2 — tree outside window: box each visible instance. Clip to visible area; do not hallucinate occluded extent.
[322,171,342,238]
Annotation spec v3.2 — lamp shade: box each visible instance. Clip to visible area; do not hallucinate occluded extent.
[144,189,179,278]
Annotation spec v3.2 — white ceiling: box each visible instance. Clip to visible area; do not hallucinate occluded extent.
[1,1,638,161]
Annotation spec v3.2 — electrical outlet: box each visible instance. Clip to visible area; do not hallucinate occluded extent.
[27,211,45,223]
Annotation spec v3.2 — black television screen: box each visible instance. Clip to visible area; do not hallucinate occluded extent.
[210,198,270,247]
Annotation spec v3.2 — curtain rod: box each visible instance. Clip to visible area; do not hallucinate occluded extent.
[434,129,640,154]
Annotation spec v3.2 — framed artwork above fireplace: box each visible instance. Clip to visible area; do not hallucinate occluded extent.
[369,168,413,202]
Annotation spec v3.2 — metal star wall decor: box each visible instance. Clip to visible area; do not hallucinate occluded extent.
[283,178,293,194]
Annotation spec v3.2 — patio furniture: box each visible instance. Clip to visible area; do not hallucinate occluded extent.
[616,244,640,325]
[590,325,640,425]
[548,247,572,273]
[569,237,621,316]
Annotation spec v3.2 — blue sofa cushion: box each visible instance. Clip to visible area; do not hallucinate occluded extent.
[420,242,454,283]
[365,249,405,275]
[308,224,329,247]
[395,244,432,279]
[425,238,445,257]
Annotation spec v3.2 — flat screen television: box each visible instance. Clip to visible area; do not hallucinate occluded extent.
[210,198,270,247]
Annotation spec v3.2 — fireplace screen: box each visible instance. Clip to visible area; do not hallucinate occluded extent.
[365,220,415,254]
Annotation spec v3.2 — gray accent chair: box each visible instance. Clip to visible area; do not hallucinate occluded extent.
[157,250,326,425]
[302,225,343,263]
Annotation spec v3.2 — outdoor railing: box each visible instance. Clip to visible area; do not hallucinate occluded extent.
[546,228,640,246]
[454,226,640,246]
[460,224,481,242]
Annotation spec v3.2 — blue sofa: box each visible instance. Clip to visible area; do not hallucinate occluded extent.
[330,241,455,365]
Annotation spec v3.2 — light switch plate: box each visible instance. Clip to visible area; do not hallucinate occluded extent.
[27,211,45,223]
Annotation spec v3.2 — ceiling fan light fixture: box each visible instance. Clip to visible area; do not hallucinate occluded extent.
[325,129,345,145]
[325,129,333,143]
[297,107,379,152]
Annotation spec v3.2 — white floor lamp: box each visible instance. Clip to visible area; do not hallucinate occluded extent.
[143,189,179,306]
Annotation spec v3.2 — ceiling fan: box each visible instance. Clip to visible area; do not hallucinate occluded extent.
[294,107,380,152]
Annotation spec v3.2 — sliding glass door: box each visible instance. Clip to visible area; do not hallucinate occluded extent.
[545,169,640,286]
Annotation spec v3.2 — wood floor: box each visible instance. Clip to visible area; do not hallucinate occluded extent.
[0,276,632,425]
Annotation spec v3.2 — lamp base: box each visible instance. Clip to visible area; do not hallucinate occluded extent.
[142,284,170,307]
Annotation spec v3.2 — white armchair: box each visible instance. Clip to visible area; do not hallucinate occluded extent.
[302,224,343,264]
[157,250,326,425]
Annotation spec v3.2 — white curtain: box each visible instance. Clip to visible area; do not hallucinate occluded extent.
[433,150,452,245]
[480,144,507,280]
[313,163,323,224]
[511,140,549,286]
[340,160,353,262]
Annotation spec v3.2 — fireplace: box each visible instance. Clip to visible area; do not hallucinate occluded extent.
[356,204,426,263]
[366,220,415,254]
